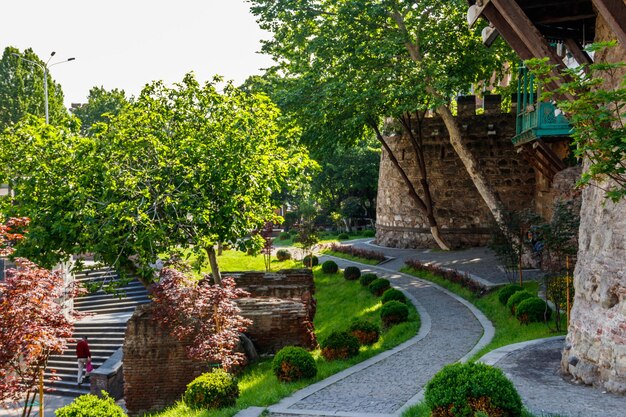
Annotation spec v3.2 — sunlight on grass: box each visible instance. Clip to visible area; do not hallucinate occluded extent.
[400,266,565,361]
[148,260,419,417]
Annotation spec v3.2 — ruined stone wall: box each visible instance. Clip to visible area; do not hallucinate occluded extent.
[562,14,626,394]
[376,95,536,248]
[124,269,317,416]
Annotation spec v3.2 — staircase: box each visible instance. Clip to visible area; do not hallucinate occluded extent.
[44,267,151,397]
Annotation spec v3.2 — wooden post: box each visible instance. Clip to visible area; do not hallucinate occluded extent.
[39,368,44,417]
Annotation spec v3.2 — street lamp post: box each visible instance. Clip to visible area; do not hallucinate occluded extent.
[12,51,75,124]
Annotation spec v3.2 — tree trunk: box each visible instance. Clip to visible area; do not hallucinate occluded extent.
[206,245,222,286]
[370,121,451,250]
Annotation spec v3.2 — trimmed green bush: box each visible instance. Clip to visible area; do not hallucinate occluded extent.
[348,320,380,345]
[278,231,291,240]
[321,260,339,274]
[337,232,350,240]
[272,346,317,382]
[381,288,407,304]
[343,266,361,281]
[516,297,552,324]
[320,331,360,360]
[362,230,375,237]
[498,284,524,305]
[55,392,126,417]
[183,369,239,410]
[380,300,409,327]
[506,290,534,314]
[276,249,292,261]
[424,362,522,417]
[289,229,298,236]
[302,255,319,267]
[368,278,391,296]
[360,273,378,287]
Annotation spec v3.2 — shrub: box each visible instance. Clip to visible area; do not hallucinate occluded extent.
[405,259,486,295]
[321,260,339,274]
[302,255,319,267]
[424,362,522,417]
[516,297,552,324]
[381,288,407,304]
[320,331,360,360]
[278,232,291,240]
[368,278,391,296]
[362,230,376,238]
[343,266,361,281]
[348,320,380,345]
[289,229,298,236]
[360,273,378,287]
[183,369,239,410]
[55,392,127,417]
[276,249,292,261]
[498,284,524,305]
[337,232,350,240]
[272,346,317,382]
[506,290,534,314]
[329,243,386,262]
[380,300,409,327]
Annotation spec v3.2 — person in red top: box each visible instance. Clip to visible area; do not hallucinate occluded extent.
[76,336,91,386]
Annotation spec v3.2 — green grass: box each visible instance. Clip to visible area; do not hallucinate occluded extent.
[148,257,419,417]
[321,250,381,265]
[400,267,566,361]
[273,230,372,248]
[217,249,301,272]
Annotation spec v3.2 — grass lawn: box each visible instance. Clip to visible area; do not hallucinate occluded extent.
[217,249,301,272]
[321,250,381,265]
[400,266,566,361]
[273,231,374,248]
[148,254,419,417]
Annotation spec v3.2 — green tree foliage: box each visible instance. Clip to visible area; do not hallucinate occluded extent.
[72,86,129,136]
[0,46,67,130]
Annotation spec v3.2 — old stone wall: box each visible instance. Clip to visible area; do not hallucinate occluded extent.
[376,95,536,248]
[561,14,626,394]
[124,269,317,416]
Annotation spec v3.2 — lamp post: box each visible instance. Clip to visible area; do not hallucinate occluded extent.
[12,51,75,124]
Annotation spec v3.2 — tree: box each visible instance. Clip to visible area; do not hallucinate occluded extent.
[0,218,80,417]
[150,267,252,371]
[0,47,67,130]
[248,0,517,247]
[71,86,129,136]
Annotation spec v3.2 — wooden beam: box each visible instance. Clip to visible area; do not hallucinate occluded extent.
[533,140,567,171]
[481,3,534,60]
[536,14,596,25]
[564,38,593,65]
[591,0,626,50]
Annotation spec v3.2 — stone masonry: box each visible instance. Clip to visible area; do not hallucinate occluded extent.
[561,13,626,394]
[376,95,536,248]
[123,269,317,416]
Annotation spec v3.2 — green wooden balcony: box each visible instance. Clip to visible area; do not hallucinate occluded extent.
[512,66,571,146]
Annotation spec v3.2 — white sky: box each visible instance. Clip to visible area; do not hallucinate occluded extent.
[0,0,275,106]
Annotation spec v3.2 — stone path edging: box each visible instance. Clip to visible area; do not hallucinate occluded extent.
[477,335,566,366]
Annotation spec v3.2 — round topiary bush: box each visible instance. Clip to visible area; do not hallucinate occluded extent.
[183,369,239,410]
[55,392,126,417]
[424,362,522,417]
[368,278,391,296]
[321,260,339,274]
[380,300,409,327]
[360,272,378,287]
[506,290,534,314]
[381,288,407,305]
[302,255,319,267]
[343,266,361,281]
[320,331,360,360]
[272,346,317,382]
[337,232,350,240]
[362,230,375,238]
[516,297,552,324]
[276,249,292,261]
[348,320,380,345]
[498,284,524,305]
[278,231,291,240]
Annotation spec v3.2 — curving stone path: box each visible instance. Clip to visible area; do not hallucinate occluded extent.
[268,256,490,417]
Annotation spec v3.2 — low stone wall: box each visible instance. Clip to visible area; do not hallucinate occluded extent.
[124,269,317,416]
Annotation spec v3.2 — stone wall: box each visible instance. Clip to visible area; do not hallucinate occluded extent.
[123,269,317,416]
[561,14,626,394]
[376,96,536,248]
